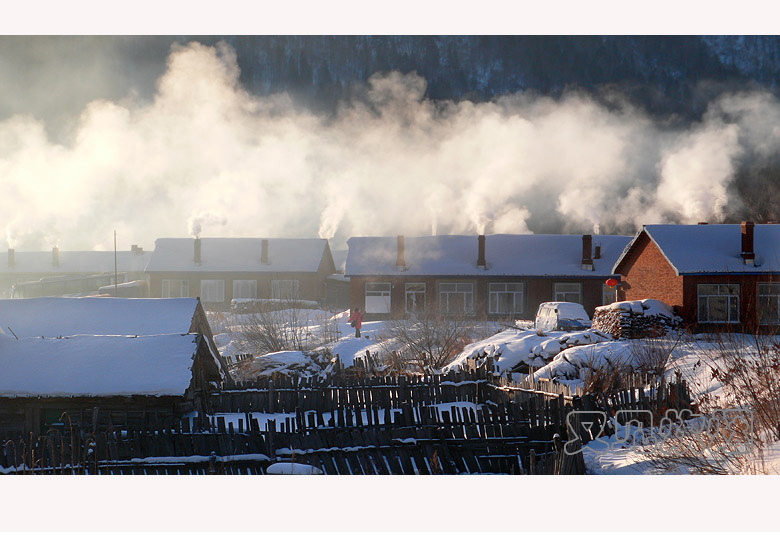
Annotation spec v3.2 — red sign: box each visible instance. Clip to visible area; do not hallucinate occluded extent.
[605,278,619,288]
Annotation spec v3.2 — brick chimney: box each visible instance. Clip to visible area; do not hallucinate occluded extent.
[194,238,202,265]
[594,244,601,260]
[477,234,486,269]
[396,235,406,269]
[581,235,593,271]
[7,249,14,268]
[52,246,59,267]
[261,239,270,264]
[741,221,755,265]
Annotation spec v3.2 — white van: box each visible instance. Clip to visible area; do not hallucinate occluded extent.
[534,302,591,332]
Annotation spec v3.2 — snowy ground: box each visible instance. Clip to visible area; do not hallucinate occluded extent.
[209,308,388,377]
[208,308,780,474]
[209,307,505,378]
[443,326,780,475]
[444,327,613,373]
[569,333,780,475]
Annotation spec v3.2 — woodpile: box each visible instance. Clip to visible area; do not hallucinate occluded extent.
[592,299,682,339]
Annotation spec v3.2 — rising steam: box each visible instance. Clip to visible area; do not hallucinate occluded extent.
[0,40,778,251]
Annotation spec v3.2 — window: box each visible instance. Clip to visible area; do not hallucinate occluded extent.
[554,282,582,304]
[405,283,426,315]
[365,282,391,313]
[162,279,189,298]
[488,282,524,315]
[271,280,300,300]
[698,284,739,323]
[602,283,617,305]
[439,282,474,315]
[233,280,258,300]
[758,283,780,325]
[200,279,225,303]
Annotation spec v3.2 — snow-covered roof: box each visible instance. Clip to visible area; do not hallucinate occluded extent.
[345,234,631,277]
[0,250,150,274]
[614,224,780,275]
[0,333,202,397]
[146,238,329,273]
[0,297,200,339]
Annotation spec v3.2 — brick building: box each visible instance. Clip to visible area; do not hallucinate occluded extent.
[345,233,631,320]
[145,238,336,310]
[613,222,780,333]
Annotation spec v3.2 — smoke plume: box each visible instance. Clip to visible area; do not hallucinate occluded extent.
[0,41,778,251]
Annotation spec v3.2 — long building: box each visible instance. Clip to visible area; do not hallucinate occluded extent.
[145,237,337,310]
[345,233,631,320]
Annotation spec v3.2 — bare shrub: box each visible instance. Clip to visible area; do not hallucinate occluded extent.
[638,331,780,474]
[627,333,686,411]
[239,299,314,354]
[631,335,682,376]
[380,311,483,372]
[581,347,632,403]
[312,310,342,347]
[703,332,780,443]
[639,412,760,474]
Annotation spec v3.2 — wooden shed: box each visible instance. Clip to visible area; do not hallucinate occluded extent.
[0,333,222,437]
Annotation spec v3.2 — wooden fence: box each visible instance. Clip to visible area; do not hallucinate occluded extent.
[0,363,690,475]
[1,395,576,475]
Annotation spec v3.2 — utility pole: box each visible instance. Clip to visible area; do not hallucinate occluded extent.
[114,230,118,297]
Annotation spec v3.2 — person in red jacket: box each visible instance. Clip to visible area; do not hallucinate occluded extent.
[347,307,364,338]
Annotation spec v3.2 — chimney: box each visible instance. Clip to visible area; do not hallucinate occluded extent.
[194,238,202,265]
[396,235,406,269]
[477,234,486,269]
[741,221,755,265]
[594,244,601,260]
[698,222,708,225]
[581,235,593,271]
[7,249,14,268]
[261,239,269,264]
[52,246,59,267]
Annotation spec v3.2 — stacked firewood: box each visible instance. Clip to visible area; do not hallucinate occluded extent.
[592,299,682,339]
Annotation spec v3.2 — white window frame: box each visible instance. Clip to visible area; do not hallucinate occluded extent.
[365,282,391,314]
[758,283,780,325]
[162,279,189,298]
[232,279,258,300]
[488,282,524,315]
[698,283,740,324]
[200,279,225,303]
[271,279,300,300]
[405,283,426,315]
[438,282,474,315]
[554,282,582,304]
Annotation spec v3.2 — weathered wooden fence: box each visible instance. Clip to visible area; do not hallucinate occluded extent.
[0,363,690,475]
[0,402,567,475]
